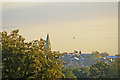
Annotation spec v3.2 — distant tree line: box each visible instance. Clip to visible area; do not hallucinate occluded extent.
[62,58,119,78]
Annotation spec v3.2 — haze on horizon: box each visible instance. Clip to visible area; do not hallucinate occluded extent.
[2,2,118,55]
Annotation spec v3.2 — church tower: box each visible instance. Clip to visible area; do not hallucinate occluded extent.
[45,34,51,50]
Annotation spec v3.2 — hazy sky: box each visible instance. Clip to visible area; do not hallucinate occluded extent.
[2,2,118,55]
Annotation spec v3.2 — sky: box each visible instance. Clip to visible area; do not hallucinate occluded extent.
[2,2,118,55]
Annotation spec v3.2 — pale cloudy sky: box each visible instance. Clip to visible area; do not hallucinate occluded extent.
[2,2,118,55]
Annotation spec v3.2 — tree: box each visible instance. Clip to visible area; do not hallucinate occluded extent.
[105,58,119,78]
[74,50,78,53]
[62,68,76,78]
[92,51,101,59]
[89,61,110,78]
[72,67,90,78]
[115,54,120,56]
[2,29,64,79]
[100,52,109,57]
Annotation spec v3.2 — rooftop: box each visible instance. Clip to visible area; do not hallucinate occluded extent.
[80,54,92,56]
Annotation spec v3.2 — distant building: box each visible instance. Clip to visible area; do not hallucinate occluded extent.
[80,54,92,57]
[45,34,51,50]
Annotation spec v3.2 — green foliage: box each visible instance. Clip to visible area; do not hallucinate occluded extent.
[100,52,109,57]
[89,60,119,78]
[72,67,90,78]
[92,51,101,59]
[2,29,64,79]
[65,59,119,78]
[115,54,120,56]
[74,50,78,53]
[89,61,110,78]
[62,68,76,78]
[105,58,119,78]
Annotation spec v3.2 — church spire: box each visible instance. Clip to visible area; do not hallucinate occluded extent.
[45,34,51,50]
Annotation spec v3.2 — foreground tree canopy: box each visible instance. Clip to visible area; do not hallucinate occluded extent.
[1,29,64,78]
